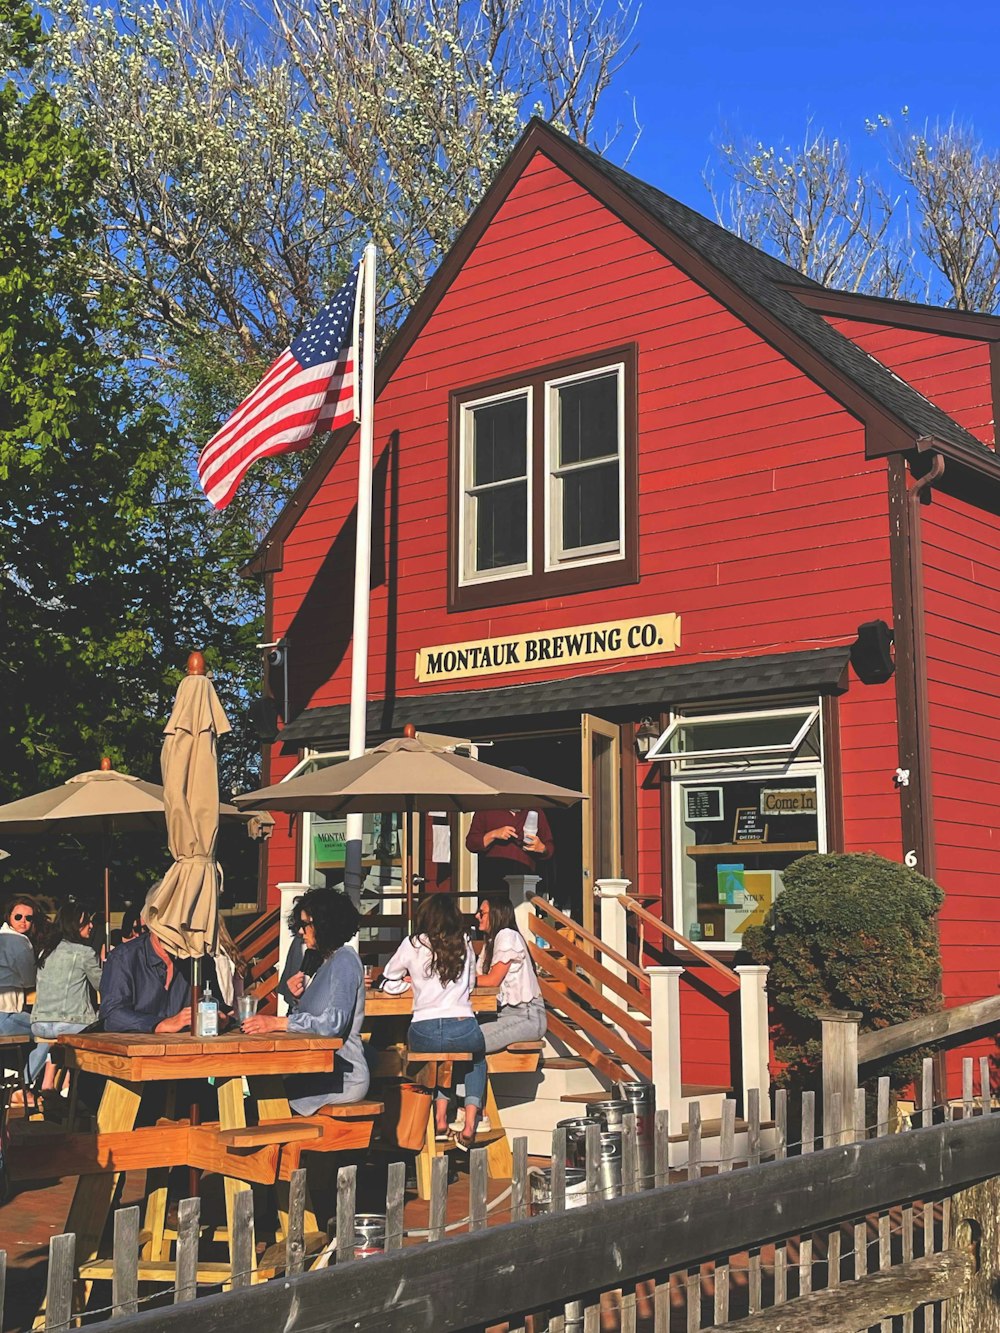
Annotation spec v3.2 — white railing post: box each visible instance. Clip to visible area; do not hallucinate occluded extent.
[276,882,310,1016]
[503,873,543,940]
[735,965,771,1118]
[647,966,684,1124]
[596,878,631,1002]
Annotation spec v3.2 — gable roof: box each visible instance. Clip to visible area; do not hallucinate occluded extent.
[244,118,1000,576]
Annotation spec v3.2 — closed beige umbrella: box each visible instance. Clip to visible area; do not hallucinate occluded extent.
[144,653,231,960]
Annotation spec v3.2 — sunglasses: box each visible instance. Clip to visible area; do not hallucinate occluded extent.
[294,918,313,932]
[11,913,33,923]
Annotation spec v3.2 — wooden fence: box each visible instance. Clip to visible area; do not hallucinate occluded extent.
[8,1055,999,1332]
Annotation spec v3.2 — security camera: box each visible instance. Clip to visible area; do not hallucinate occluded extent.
[267,647,284,668]
[256,639,286,668]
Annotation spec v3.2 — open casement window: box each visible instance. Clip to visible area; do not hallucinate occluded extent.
[450,346,638,611]
[647,706,821,768]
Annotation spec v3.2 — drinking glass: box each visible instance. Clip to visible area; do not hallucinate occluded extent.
[237,995,259,1027]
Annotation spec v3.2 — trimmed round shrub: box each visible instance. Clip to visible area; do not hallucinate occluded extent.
[743,852,944,1091]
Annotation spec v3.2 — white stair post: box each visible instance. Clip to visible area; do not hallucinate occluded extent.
[596,878,631,1002]
[735,965,771,1118]
[276,882,310,1016]
[647,966,684,1124]
[504,873,543,940]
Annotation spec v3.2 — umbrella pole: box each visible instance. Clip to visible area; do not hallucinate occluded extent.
[404,799,414,924]
[102,820,111,953]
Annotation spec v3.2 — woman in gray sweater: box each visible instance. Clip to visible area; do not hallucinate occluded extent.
[28,903,102,1090]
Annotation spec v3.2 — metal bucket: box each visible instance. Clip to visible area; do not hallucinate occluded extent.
[617,1081,656,1189]
[556,1116,602,1169]
[351,1213,387,1259]
[597,1130,623,1200]
[585,1098,630,1132]
[529,1166,587,1215]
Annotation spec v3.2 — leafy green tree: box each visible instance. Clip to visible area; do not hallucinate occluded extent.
[0,0,259,904]
[743,853,944,1094]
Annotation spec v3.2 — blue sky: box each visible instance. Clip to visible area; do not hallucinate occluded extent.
[598,0,1000,208]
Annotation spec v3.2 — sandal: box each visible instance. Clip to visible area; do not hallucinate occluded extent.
[452,1128,477,1152]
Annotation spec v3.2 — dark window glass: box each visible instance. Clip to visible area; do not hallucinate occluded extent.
[472,398,527,485]
[475,484,528,571]
[558,374,618,465]
[561,461,619,552]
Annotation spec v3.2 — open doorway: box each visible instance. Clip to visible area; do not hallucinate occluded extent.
[482,733,583,920]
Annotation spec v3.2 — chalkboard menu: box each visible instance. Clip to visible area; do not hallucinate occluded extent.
[685,787,723,823]
[733,807,768,842]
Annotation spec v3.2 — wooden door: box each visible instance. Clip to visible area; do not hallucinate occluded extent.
[581,714,622,934]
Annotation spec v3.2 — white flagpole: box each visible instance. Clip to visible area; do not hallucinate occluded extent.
[344,243,377,904]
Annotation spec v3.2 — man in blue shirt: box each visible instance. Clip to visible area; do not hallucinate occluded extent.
[100,918,226,1033]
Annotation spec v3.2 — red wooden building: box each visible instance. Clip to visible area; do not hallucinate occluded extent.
[246,119,1000,1090]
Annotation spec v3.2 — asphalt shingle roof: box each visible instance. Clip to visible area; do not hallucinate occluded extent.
[555,129,989,458]
[278,646,850,751]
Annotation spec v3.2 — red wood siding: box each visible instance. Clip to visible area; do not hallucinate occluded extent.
[921,490,1000,1030]
[265,150,914,1083]
[824,317,996,448]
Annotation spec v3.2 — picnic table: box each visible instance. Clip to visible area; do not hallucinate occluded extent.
[30,1030,346,1314]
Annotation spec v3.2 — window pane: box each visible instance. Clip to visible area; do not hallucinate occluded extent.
[678,776,819,946]
[475,481,528,571]
[561,460,619,552]
[558,374,619,465]
[472,398,527,485]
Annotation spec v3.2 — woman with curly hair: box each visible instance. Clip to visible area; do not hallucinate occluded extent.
[0,895,44,1034]
[381,894,485,1149]
[243,888,369,1113]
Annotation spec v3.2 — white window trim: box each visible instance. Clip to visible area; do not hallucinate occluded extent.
[669,705,827,952]
[458,386,533,587]
[544,361,626,571]
[647,705,821,766]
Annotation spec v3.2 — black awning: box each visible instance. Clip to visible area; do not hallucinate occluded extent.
[277,645,850,752]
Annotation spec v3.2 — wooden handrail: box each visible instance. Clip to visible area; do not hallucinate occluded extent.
[857,993,1000,1066]
[616,896,740,990]
[530,896,647,988]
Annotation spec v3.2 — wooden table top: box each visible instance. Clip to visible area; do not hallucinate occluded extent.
[364,986,498,1018]
[55,1030,343,1081]
[0,1032,31,1047]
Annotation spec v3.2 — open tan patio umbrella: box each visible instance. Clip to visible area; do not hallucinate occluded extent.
[144,653,231,962]
[234,725,585,915]
[0,738,252,931]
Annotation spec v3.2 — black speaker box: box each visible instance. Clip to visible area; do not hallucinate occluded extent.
[248,695,281,743]
[850,620,895,684]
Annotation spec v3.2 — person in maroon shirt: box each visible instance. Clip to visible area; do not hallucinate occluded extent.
[465,802,555,893]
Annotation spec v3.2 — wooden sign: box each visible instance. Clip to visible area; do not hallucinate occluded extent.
[760,787,817,816]
[415,613,681,684]
[685,787,724,823]
[733,808,767,843]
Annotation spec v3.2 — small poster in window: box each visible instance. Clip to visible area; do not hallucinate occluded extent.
[313,827,346,868]
[717,863,745,906]
[733,808,768,843]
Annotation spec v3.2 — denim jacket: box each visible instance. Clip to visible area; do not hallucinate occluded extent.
[32,941,102,1026]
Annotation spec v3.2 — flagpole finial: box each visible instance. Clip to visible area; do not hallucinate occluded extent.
[100,757,112,772]
[186,651,207,676]
[403,723,416,739]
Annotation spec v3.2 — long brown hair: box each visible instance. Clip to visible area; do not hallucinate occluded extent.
[412,895,469,984]
[480,894,519,972]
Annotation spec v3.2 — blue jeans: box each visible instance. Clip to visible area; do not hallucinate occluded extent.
[27,1021,87,1087]
[409,1016,487,1109]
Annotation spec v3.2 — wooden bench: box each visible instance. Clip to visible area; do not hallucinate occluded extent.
[486,1040,544,1074]
[273,1100,384,1181]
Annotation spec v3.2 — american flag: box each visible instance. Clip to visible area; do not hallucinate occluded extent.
[197,265,362,510]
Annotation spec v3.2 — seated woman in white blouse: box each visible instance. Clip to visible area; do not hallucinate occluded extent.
[474,895,547,1054]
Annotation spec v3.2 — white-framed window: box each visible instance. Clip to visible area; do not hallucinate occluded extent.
[662,703,826,950]
[452,346,636,607]
[545,363,625,568]
[459,387,532,584]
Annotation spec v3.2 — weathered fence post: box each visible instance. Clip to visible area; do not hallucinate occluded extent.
[820,1009,861,1146]
[647,966,683,1126]
[735,965,771,1118]
[948,1080,999,1331]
